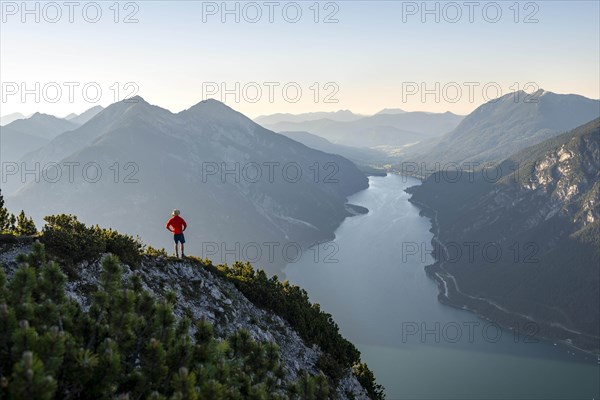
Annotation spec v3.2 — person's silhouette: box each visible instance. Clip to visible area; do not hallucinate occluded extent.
[166,209,187,258]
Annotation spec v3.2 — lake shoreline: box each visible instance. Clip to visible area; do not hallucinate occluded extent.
[405,185,600,359]
[286,174,600,398]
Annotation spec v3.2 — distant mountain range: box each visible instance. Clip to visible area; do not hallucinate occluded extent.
[407,118,600,352]
[1,106,104,127]
[65,105,104,125]
[404,89,600,166]
[7,98,368,273]
[4,112,78,141]
[0,112,27,126]
[375,108,407,115]
[1,113,79,162]
[254,110,364,125]
[280,131,389,166]
[260,111,464,148]
[0,106,106,163]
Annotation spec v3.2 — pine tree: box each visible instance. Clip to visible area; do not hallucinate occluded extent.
[295,372,316,400]
[170,367,198,400]
[7,214,16,233]
[0,301,17,372]
[15,210,37,236]
[0,189,11,232]
[35,326,65,376]
[95,338,121,397]
[313,374,330,399]
[141,338,168,391]
[9,351,56,400]
[1,232,349,399]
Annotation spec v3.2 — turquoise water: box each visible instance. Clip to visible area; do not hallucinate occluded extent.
[285,174,599,400]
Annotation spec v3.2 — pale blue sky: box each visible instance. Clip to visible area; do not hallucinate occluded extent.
[1,1,598,118]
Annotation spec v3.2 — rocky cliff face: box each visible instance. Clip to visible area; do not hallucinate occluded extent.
[0,242,370,399]
[407,118,600,353]
[459,119,599,240]
[521,134,599,227]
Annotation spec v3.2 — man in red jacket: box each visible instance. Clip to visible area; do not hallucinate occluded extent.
[166,209,187,258]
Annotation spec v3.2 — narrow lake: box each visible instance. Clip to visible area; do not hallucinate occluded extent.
[284,174,600,400]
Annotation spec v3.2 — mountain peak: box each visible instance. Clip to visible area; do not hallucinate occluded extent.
[0,112,26,126]
[376,108,406,115]
[126,95,148,104]
[415,90,599,165]
[75,96,173,131]
[67,105,105,125]
[28,112,63,121]
[100,96,153,114]
[180,98,249,123]
[188,98,232,110]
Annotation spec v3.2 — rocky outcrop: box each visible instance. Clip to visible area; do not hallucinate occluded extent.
[407,118,600,354]
[0,242,370,399]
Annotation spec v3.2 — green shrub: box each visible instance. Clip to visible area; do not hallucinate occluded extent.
[40,215,143,267]
[41,214,105,265]
[145,245,168,257]
[0,243,326,399]
[1,191,36,236]
[206,261,385,399]
[31,215,384,398]
[354,362,386,399]
[97,228,143,267]
[0,190,15,233]
[316,354,346,383]
[15,211,37,236]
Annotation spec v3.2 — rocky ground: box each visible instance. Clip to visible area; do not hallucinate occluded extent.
[0,242,370,399]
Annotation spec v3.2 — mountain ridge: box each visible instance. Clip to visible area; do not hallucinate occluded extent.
[0,113,79,163]
[255,110,363,125]
[7,97,369,273]
[0,112,26,126]
[66,105,104,125]
[261,111,463,148]
[404,89,600,165]
[407,117,600,353]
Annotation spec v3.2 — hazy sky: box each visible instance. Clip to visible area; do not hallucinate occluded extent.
[1,1,599,118]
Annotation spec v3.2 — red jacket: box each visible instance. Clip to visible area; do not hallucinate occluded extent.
[166,215,187,234]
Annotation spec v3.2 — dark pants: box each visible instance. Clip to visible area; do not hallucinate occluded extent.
[174,233,185,244]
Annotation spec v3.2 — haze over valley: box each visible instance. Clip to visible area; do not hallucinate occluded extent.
[1,1,599,399]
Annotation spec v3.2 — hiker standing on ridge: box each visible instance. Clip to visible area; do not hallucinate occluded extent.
[166,209,187,258]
